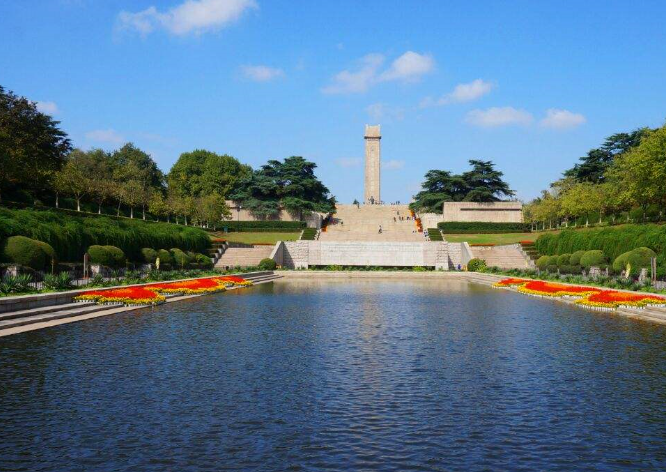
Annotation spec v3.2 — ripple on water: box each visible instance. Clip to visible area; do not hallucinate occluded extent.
[1,279,666,471]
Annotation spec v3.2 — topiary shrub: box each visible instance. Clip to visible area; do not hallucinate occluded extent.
[259,258,277,270]
[104,246,126,268]
[88,245,125,268]
[467,258,487,272]
[580,250,607,269]
[157,249,174,266]
[613,247,656,276]
[536,256,550,270]
[170,248,190,267]
[557,254,571,267]
[1,236,48,270]
[196,253,213,268]
[569,250,586,266]
[140,248,158,264]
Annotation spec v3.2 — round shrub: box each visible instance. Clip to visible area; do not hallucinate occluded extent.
[157,249,173,266]
[88,245,126,268]
[104,246,126,268]
[170,248,190,267]
[259,258,277,270]
[536,256,550,270]
[580,250,607,269]
[467,258,487,272]
[196,253,213,268]
[569,250,586,266]
[613,247,656,276]
[557,254,571,267]
[140,248,158,264]
[2,236,47,270]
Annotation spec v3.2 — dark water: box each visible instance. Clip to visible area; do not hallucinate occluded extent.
[1,279,666,471]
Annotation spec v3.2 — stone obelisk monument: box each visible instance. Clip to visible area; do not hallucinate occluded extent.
[364,124,381,204]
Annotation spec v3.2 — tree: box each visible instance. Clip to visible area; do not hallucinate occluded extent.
[54,150,91,211]
[0,86,71,201]
[230,156,335,219]
[167,150,251,199]
[563,128,652,183]
[149,190,169,222]
[461,160,515,202]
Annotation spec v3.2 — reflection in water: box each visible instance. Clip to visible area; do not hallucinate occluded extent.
[1,279,666,471]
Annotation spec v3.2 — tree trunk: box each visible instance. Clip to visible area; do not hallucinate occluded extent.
[130,207,134,219]
[55,193,59,208]
[142,205,146,220]
[117,201,121,217]
[98,203,102,214]
[76,198,81,212]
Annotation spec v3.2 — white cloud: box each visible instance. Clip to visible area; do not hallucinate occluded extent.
[241,65,285,82]
[322,54,384,94]
[335,157,362,168]
[85,129,125,144]
[322,51,433,94]
[366,103,404,122]
[540,108,586,129]
[117,0,257,36]
[421,79,494,108]
[465,107,533,127]
[36,101,59,115]
[378,51,434,83]
[382,159,405,170]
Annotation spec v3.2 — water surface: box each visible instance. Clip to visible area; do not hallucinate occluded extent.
[1,279,665,471]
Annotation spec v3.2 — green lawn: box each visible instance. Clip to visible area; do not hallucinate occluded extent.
[214,232,300,245]
[443,232,537,245]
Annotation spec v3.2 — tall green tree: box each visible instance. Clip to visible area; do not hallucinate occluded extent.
[0,86,71,200]
[167,149,251,199]
[230,156,335,219]
[461,160,515,202]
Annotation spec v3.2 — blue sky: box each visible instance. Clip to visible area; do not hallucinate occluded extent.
[2,0,665,203]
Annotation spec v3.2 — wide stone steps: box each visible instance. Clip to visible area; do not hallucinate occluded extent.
[471,247,532,270]
[215,247,274,268]
[0,302,114,330]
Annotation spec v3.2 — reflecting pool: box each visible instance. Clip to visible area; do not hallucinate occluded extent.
[1,279,666,471]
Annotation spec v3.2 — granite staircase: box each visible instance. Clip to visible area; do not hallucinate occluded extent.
[214,246,274,269]
[470,245,534,270]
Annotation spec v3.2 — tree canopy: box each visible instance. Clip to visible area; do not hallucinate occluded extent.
[167,149,251,199]
[410,160,514,213]
[0,86,71,200]
[230,156,336,218]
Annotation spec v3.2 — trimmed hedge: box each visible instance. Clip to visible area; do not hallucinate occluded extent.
[259,258,277,270]
[613,247,656,276]
[140,248,158,264]
[557,254,571,267]
[438,221,531,233]
[580,250,606,269]
[170,248,191,267]
[88,245,126,268]
[301,228,317,240]
[157,249,174,265]
[0,207,210,262]
[569,250,586,266]
[219,220,306,232]
[1,236,55,271]
[427,228,443,241]
[467,258,487,271]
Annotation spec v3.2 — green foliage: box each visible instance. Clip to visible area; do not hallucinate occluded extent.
[438,222,530,233]
[427,228,443,241]
[0,86,71,200]
[411,160,515,213]
[258,258,277,270]
[1,236,54,270]
[580,250,607,268]
[195,253,213,268]
[613,247,656,275]
[140,248,158,264]
[557,254,571,267]
[0,273,34,294]
[467,258,487,272]
[230,156,335,218]
[157,249,173,265]
[167,149,251,199]
[88,245,126,268]
[170,248,191,267]
[43,272,73,290]
[300,228,317,240]
[0,207,210,261]
[569,250,586,266]
[220,220,306,231]
[536,256,550,270]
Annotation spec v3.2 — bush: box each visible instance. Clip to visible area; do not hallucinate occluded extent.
[220,220,306,232]
[438,221,531,233]
[0,207,210,262]
[88,245,126,268]
[140,248,158,264]
[536,256,550,270]
[557,254,571,267]
[1,236,50,270]
[300,228,318,240]
[195,253,213,268]
[580,250,607,269]
[613,247,656,276]
[427,229,443,241]
[569,250,586,266]
[259,258,277,270]
[157,249,174,266]
[170,248,191,267]
[43,272,73,290]
[467,258,487,272]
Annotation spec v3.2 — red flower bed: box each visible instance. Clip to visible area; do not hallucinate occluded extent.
[147,278,226,295]
[76,287,166,306]
[494,277,666,310]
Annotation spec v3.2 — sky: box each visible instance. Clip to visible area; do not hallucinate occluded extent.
[2,0,666,203]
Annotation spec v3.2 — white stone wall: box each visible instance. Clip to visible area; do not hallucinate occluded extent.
[225,201,325,228]
[277,241,449,269]
[442,202,523,223]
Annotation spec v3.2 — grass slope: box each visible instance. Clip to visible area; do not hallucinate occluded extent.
[215,232,300,245]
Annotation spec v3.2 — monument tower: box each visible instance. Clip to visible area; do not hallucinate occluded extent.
[364,124,381,204]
